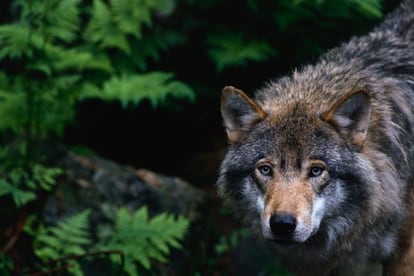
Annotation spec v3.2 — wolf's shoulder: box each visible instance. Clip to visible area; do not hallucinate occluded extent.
[377,0,414,38]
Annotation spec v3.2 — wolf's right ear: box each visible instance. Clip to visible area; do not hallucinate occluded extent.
[221,86,267,143]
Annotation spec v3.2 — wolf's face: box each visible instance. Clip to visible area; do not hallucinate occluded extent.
[217,86,373,246]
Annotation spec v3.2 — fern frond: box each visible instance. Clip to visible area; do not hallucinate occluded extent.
[349,0,382,18]
[50,48,113,73]
[14,0,82,43]
[0,88,26,133]
[34,224,87,276]
[85,0,161,54]
[84,0,131,53]
[32,165,62,191]
[274,0,382,31]
[44,0,82,43]
[110,0,156,38]
[0,24,32,59]
[207,32,276,72]
[131,30,186,70]
[0,179,37,207]
[94,72,195,108]
[97,206,189,275]
[0,252,13,274]
[33,210,92,262]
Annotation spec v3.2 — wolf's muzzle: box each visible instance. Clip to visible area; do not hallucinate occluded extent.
[269,212,297,238]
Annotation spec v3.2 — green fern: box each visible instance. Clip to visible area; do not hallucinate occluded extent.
[84,0,160,54]
[82,72,195,108]
[0,0,194,149]
[0,0,82,60]
[0,24,32,59]
[96,206,189,276]
[0,165,62,207]
[0,179,36,207]
[14,0,82,43]
[130,30,186,70]
[0,253,13,275]
[31,210,91,276]
[0,79,27,134]
[31,165,63,191]
[207,32,276,72]
[273,0,383,31]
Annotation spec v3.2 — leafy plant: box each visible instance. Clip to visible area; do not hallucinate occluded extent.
[207,32,276,72]
[214,227,250,255]
[0,253,13,274]
[82,72,194,108]
[23,206,189,276]
[0,165,62,207]
[0,0,194,165]
[96,206,190,276]
[28,210,92,276]
[273,0,382,31]
[200,0,383,72]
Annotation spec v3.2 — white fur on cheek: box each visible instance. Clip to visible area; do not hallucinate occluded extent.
[256,195,265,213]
[311,197,326,232]
[293,197,326,242]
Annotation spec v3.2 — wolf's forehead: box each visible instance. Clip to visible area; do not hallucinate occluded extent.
[267,103,320,137]
[258,105,324,154]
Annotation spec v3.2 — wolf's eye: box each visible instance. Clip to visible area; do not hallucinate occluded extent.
[309,166,324,177]
[258,165,273,176]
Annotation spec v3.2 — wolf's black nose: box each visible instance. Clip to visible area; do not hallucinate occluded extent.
[269,213,297,237]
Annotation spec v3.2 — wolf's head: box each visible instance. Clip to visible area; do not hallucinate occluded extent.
[216,85,375,246]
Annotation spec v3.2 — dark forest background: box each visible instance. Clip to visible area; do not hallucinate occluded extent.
[0,0,401,275]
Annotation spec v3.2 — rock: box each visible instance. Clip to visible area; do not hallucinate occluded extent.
[43,152,206,228]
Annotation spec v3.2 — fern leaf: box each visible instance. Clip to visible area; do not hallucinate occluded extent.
[0,179,12,196]
[12,189,37,208]
[84,0,131,53]
[33,210,92,262]
[35,247,59,261]
[0,24,32,59]
[110,0,155,39]
[45,0,82,42]
[0,179,36,207]
[52,48,113,73]
[130,30,186,70]
[350,0,382,18]
[207,32,276,72]
[98,206,189,274]
[0,88,26,133]
[32,165,62,191]
[91,72,195,108]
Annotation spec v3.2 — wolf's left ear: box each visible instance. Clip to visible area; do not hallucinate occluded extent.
[221,86,267,143]
[322,91,371,149]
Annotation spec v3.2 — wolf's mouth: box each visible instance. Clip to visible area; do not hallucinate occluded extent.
[266,237,301,247]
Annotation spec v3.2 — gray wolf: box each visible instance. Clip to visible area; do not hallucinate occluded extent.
[216,0,414,275]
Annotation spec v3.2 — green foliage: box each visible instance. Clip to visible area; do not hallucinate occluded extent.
[29,210,91,276]
[84,0,160,53]
[0,253,13,275]
[23,206,189,276]
[0,165,62,207]
[201,0,383,71]
[207,33,276,72]
[214,227,250,255]
[0,0,194,165]
[82,72,195,108]
[96,206,189,276]
[273,0,383,31]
